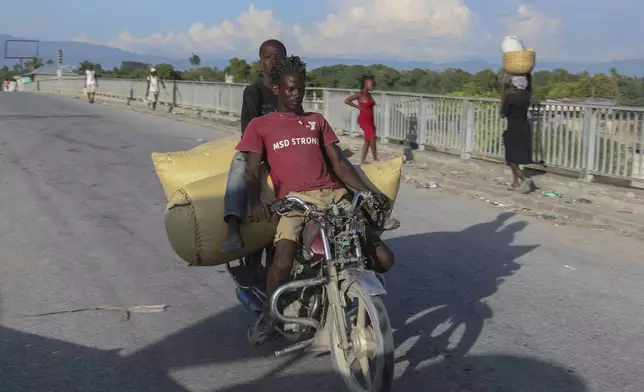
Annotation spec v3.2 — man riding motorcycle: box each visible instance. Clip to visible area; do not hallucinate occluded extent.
[235,55,396,345]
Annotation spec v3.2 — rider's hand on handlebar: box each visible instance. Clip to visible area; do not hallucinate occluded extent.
[371,192,391,211]
[249,202,272,222]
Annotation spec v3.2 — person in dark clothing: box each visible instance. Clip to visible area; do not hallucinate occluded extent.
[238,39,286,135]
[500,74,533,192]
[220,39,287,284]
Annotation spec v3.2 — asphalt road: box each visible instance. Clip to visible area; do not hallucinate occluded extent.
[1,93,643,392]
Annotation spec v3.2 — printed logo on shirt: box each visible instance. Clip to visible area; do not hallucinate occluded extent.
[272,136,320,151]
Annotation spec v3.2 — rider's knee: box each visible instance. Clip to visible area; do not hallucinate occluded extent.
[374,243,395,273]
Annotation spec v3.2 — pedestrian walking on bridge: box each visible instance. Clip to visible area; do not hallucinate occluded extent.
[500,74,534,193]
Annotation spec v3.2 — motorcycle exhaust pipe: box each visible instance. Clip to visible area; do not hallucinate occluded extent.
[236,287,263,316]
[270,276,328,330]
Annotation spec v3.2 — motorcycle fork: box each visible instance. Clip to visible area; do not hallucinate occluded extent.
[326,264,351,351]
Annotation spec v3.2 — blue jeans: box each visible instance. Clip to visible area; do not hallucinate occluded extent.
[223,151,248,222]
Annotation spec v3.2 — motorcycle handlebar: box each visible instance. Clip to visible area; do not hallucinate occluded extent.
[270,191,389,217]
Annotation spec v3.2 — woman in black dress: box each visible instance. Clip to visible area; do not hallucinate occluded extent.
[500,75,533,191]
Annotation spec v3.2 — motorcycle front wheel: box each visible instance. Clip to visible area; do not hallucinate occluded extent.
[329,283,395,392]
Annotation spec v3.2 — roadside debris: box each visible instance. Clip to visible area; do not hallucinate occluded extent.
[543,191,561,198]
[417,182,439,189]
[25,304,168,321]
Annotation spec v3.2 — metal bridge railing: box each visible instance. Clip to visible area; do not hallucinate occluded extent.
[28,77,644,182]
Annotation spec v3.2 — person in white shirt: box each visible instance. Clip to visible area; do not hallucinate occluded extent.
[145,68,166,110]
[85,64,98,103]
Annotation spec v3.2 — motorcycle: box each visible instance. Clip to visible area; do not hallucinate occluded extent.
[226,190,397,392]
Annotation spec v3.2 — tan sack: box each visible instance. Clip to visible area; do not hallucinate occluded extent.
[152,135,356,200]
[151,135,240,200]
[190,136,240,153]
[164,155,405,266]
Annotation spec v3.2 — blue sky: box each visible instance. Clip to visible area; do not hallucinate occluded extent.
[4,0,644,61]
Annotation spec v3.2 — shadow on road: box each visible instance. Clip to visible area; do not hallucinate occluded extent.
[0,212,550,391]
[213,354,587,392]
[0,313,586,392]
[385,212,537,376]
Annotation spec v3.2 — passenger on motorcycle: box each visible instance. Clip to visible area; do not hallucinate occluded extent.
[221,39,286,254]
[220,39,287,288]
[236,55,396,345]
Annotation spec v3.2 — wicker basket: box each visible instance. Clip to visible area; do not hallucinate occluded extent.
[503,49,535,75]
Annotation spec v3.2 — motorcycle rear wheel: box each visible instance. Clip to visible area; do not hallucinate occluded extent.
[329,283,394,392]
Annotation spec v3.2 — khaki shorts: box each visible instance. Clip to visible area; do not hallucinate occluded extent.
[149,91,160,102]
[275,188,352,244]
[86,84,96,93]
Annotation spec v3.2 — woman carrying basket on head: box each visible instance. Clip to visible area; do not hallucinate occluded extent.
[500,74,534,192]
[345,75,379,164]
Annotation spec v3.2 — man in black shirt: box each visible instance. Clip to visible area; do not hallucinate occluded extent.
[221,39,286,260]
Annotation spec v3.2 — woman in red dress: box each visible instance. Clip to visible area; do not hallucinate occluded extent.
[345,75,379,164]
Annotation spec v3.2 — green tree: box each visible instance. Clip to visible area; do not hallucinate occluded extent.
[46,59,54,65]
[189,53,201,67]
[119,61,149,77]
[182,67,225,82]
[77,61,105,75]
[224,58,251,83]
[25,57,43,70]
[154,63,181,80]
[78,60,92,73]
[250,60,263,81]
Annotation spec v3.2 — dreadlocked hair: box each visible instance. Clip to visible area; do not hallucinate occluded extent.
[271,55,307,86]
[360,73,375,88]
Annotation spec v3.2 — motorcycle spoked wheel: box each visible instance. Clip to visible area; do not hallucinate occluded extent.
[329,283,394,392]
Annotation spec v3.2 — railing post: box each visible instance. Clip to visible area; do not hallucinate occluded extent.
[323,88,330,119]
[171,80,178,112]
[460,99,474,159]
[582,107,597,182]
[417,96,428,151]
[127,81,134,105]
[381,93,391,144]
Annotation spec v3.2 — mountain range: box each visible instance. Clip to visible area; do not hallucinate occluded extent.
[2,34,643,76]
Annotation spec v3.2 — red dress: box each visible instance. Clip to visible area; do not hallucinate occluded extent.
[357,96,376,142]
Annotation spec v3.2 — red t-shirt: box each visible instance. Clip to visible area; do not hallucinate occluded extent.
[236,111,341,198]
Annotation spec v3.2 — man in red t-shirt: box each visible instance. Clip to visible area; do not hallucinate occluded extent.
[237,56,395,345]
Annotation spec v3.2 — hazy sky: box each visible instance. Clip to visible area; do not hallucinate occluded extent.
[4,0,643,61]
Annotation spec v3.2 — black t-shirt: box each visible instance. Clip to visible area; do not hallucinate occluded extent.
[240,81,278,134]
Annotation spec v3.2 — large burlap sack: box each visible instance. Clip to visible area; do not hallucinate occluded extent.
[164,155,405,266]
[503,48,536,75]
[152,136,356,200]
[151,135,241,200]
[190,136,240,153]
